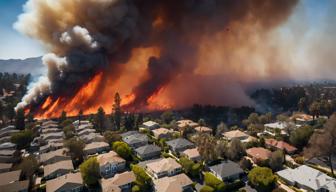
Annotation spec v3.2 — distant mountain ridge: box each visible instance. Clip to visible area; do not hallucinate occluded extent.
[0,56,45,75]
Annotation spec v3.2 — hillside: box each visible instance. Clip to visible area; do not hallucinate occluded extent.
[0,56,45,75]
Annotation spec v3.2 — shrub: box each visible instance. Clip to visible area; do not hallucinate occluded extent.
[204,172,225,191]
[248,167,276,192]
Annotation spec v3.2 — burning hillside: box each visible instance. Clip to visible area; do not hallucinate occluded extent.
[14,0,300,118]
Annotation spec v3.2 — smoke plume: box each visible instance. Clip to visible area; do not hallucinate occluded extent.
[14,0,303,117]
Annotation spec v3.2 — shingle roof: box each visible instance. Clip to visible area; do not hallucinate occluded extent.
[143,121,159,128]
[223,130,248,139]
[246,147,272,161]
[120,131,139,138]
[84,142,109,151]
[265,139,297,153]
[146,158,181,174]
[97,151,125,166]
[40,148,68,162]
[46,172,83,192]
[166,138,194,149]
[209,160,244,179]
[153,173,193,192]
[44,160,73,177]
[135,144,161,156]
[0,180,29,192]
[277,165,336,191]
[101,171,136,192]
[182,148,200,159]
[0,170,21,185]
[152,128,172,136]
[122,134,148,145]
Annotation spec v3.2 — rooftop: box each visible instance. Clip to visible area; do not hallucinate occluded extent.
[0,170,21,185]
[84,142,109,151]
[277,165,336,191]
[194,126,212,133]
[265,138,297,153]
[166,138,194,149]
[40,148,68,162]
[46,172,83,192]
[101,171,136,192]
[146,158,181,173]
[246,147,272,161]
[209,160,244,179]
[44,160,73,177]
[96,151,125,166]
[223,130,249,139]
[182,148,200,159]
[153,173,193,192]
[135,144,161,156]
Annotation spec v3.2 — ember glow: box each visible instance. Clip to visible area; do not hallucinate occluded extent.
[14,0,314,118]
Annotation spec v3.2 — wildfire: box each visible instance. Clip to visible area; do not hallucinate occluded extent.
[32,47,170,119]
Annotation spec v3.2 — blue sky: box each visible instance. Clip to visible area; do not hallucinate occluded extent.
[0,0,45,59]
[0,0,332,59]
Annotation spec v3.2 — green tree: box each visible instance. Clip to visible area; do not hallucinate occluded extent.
[216,122,228,137]
[289,125,314,150]
[65,138,85,163]
[11,130,33,149]
[304,113,336,176]
[103,131,121,145]
[59,110,67,123]
[204,172,225,192]
[15,108,25,130]
[240,158,253,171]
[131,164,151,191]
[95,107,106,133]
[161,111,174,124]
[132,185,141,192]
[113,92,122,130]
[80,157,100,186]
[78,109,83,125]
[179,156,201,178]
[269,150,284,171]
[112,141,132,160]
[17,156,39,179]
[226,138,245,161]
[248,167,276,192]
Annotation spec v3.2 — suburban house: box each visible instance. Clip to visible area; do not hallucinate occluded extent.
[146,158,182,179]
[0,170,21,186]
[0,149,19,163]
[120,131,139,138]
[277,165,336,192]
[142,121,160,130]
[182,148,201,162]
[40,132,64,141]
[80,132,105,144]
[84,142,110,156]
[41,128,61,134]
[0,180,29,192]
[77,128,96,136]
[246,147,272,164]
[223,130,256,143]
[153,173,193,192]
[0,142,16,150]
[122,133,148,149]
[135,144,161,160]
[46,172,84,192]
[265,138,297,154]
[39,148,70,165]
[96,151,126,178]
[0,136,11,144]
[176,120,198,130]
[194,126,212,134]
[290,113,314,125]
[101,171,136,192]
[166,138,195,154]
[152,128,173,139]
[264,122,290,136]
[0,163,12,173]
[43,160,74,180]
[0,129,19,138]
[39,142,64,154]
[306,156,336,173]
[209,160,244,181]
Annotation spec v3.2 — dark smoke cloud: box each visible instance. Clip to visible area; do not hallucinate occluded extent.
[14,0,299,112]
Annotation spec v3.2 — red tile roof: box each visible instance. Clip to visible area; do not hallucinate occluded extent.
[265,139,297,153]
